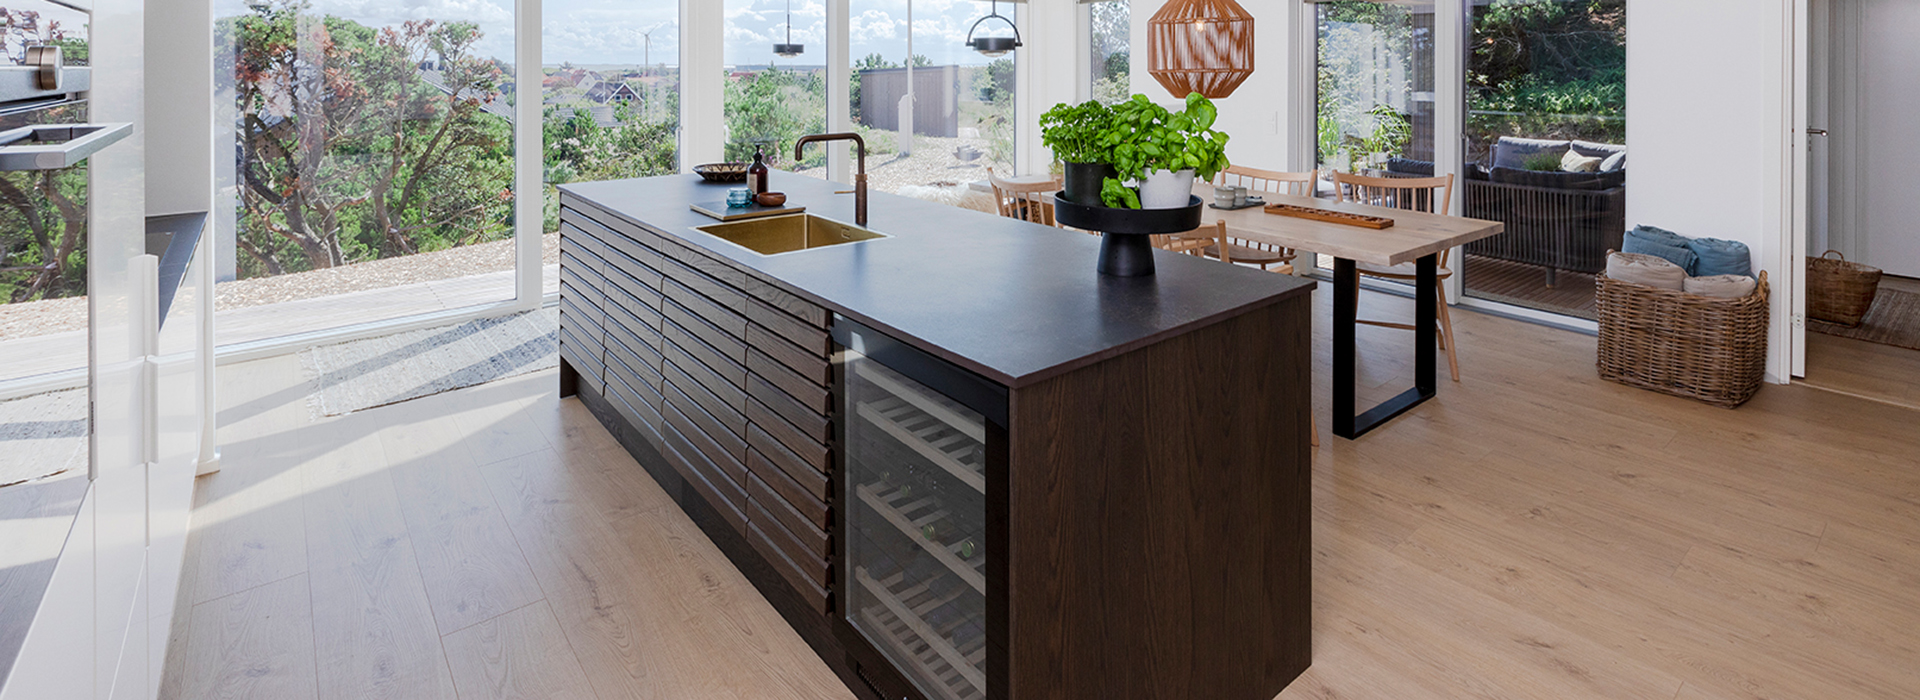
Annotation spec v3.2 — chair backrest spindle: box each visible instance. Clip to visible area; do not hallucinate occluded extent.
[1332,171,1457,265]
[987,168,1062,228]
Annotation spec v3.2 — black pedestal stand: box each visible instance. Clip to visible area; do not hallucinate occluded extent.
[1052,193,1204,278]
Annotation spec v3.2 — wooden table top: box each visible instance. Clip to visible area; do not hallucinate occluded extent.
[1197,185,1504,266]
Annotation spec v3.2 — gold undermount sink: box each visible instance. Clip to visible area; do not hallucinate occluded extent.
[693,213,886,256]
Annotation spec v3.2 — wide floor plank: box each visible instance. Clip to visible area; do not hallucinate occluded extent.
[180,573,319,700]
[442,601,598,700]
[379,400,546,636]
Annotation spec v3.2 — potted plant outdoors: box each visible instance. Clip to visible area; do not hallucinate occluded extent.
[1040,100,1117,206]
[1100,93,1231,210]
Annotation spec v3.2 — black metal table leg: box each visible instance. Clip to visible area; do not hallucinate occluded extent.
[1333,258,1358,439]
[1334,253,1441,439]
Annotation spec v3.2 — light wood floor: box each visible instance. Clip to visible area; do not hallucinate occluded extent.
[161,286,1920,700]
[1801,274,1920,410]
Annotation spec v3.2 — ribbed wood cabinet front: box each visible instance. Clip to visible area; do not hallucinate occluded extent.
[559,194,835,613]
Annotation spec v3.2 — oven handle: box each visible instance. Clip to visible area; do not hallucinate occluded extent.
[0,122,132,171]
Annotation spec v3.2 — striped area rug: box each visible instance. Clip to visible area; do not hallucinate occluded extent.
[299,307,559,418]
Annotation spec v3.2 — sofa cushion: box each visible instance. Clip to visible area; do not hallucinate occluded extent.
[1561,149,1603,173]
[1687,237,1753,277]
[1607,252,1687,291]
[1570,139,1626,159]
[1684,274,1760,299]
[1623,225,1699,273]
[1492,137,1571,170]
[1600,150,1627,172]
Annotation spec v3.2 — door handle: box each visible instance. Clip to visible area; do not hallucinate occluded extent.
[1807,128,1829,136]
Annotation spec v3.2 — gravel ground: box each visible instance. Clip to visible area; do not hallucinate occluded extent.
[0,234,560,341]
[789,135,1006,195]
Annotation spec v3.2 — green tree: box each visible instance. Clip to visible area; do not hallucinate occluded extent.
[725,67,826,166]
[1467,0,1627,149]
[541,104,677,232]
[225,2,514,278]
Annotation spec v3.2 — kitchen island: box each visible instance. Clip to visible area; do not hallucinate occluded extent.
[556,171,1315,700]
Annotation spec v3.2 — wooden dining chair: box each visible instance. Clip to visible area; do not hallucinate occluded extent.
[1204,166,1318,273]
[987,168,1062,227]
[1153,221,1231,262]
[1331,170,1462,382]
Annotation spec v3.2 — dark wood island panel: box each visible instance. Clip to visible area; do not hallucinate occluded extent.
[1006,297,1314,699]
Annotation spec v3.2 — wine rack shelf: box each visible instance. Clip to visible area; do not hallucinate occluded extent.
[854,567,988,700]
[854,361,985,441]
[855,481,986,594]
[856,396,986,494]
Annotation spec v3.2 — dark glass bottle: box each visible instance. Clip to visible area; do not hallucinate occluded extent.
[748,145,770,195]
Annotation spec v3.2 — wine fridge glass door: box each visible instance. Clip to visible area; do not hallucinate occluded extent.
[841,341,990,700]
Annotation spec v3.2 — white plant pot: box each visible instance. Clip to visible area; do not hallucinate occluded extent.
[1138,169,1196,209]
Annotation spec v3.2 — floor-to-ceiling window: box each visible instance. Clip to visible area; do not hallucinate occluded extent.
[215,0,520,345]
[1088,0,1130,105]
[724,0,827,178]
[542,0,682,231]
[847,0,1017,195]
[1458,0,1625,320]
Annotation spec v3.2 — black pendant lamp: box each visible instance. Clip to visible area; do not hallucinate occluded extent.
[774,0,804,58]
[965,0,1022,57]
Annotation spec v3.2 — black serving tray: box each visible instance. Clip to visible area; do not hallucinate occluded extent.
[1052,193,1205,277]
[1052,193,1203,235]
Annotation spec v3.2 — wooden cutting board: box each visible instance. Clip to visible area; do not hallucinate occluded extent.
[1263,203,1394,229]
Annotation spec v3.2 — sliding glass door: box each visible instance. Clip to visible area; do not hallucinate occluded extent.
[1458,0,1626,320]
[1313,0,1436,276]
[1310,0,1624,322]
[1316,1,1435,172]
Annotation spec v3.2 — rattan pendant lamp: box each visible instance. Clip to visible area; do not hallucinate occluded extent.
[1147,0,1255,98]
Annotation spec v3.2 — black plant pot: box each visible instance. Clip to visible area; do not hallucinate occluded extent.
[1061,161,1117,206]
[1052,193,1204,277]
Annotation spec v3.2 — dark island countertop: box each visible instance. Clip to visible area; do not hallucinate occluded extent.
[558,171,1315,388]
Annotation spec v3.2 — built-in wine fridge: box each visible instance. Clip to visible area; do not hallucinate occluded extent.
[833,316,1007,700]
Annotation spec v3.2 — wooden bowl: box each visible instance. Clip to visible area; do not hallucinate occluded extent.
[754,191,787,207]
[693,162,750,183]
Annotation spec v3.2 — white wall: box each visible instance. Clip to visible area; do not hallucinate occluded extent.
[1626,0,1794,382]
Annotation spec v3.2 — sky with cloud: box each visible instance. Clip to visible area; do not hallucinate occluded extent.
[264,0,1018,68]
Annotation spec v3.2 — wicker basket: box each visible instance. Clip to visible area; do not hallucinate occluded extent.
[1806,250,1881,327]
[1596,270,1769,408]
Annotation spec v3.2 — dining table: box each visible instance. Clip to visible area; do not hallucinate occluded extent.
[1196,184,1504,439]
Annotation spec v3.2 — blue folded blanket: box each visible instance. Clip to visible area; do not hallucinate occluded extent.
[1623,225,1698,274]
[1687,237,1752,277]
